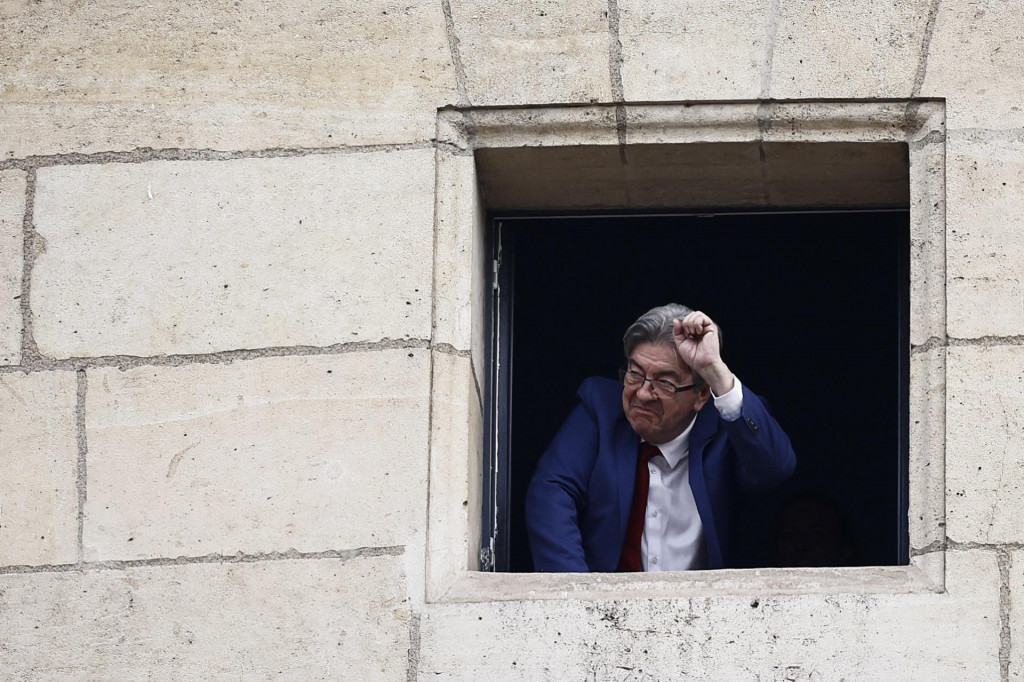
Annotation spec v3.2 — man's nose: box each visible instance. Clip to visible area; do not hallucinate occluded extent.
[637,379,659,400]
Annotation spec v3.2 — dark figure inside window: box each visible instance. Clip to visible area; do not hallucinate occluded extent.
[526,303,797,572]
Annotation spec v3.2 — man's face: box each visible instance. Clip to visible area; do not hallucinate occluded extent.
[622,341,711,445]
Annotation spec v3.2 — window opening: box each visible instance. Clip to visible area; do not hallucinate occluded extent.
[483,210,911,572]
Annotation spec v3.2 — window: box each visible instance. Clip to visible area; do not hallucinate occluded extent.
[426,101,945,602]
[485,209,910,572]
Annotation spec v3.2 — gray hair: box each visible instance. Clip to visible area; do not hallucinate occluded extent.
[622,303,711,386]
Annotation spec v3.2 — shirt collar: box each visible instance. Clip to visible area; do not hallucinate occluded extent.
[646,415,696,469]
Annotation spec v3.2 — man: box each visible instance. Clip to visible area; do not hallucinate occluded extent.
[526,303,796,572]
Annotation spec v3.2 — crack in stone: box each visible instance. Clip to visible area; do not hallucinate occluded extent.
[440,0,471,107]
[406,611,422,682]
[911,336,947,354]
[998,548,1012,682]
[605,0,627,165]
[0,545,404,576]
[432,343,470,358]
[0,142,436,172]
[910,335,1024,353]
[19,168,43,366]
[949,335,1024,348]
[910,539,946,556]
[759,0,783,99]
[75,369,87,563]
[606,0,624,102]
[0,338,434,375]
[912,0,942,97]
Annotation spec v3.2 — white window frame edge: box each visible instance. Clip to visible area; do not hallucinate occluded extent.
[425,99,946,604]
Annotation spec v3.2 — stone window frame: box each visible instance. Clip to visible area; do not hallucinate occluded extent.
[425,100,946,603]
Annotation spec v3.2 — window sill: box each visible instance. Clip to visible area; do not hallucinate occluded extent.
[432,556,943,604]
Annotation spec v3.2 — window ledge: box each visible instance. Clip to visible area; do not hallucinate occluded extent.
[433,557,943,604]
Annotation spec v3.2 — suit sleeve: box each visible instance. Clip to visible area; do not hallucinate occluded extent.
[525,397,601,572]
[721,386,797,492]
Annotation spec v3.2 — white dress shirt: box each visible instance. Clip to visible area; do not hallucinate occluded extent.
[641,377,745,572]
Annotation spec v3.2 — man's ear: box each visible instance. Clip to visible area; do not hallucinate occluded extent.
[693,385,712,411]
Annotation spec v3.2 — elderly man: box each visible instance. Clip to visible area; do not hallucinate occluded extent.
[526,303,796,572]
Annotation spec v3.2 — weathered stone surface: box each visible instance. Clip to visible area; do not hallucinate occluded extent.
[921,0,1024,130]
[0,0,455,157]
[84,350,429,561]
[946,131,1024,338]
[909,130,947,346]
[947,345,1024,544]
[620,0,768,101]
[32,150,435,358]
[0,554,409,680]
[909,348,945,553]
[0,370,78,567]
[421,550,1000,680]
[768,0,931,98]
[426,351,482,601]
[449,0,612,106]
[433,150,481,354]
[0,171,24,365]
[1011,550,1024,681]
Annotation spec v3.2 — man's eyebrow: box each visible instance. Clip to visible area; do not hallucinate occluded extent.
[627,358,683,381]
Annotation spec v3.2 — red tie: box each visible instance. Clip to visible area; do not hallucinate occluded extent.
[617,442,660,572]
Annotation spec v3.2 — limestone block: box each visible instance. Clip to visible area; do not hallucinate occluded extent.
[0,0,455,157]
[768,0,932,99]
[0,370,78,567]
[449,0,613,106]
[946,131,1024,338]
[83,350,429,561]
[0,554,408,680]
[32,150,435,358]
[0,171,25,365]
[426,351,483,601]
[909,133,947,346]
[921,0,1024,130]
[433,149,482,354]
[947,345,1024,544]
[420,550,1000,680]
[620,0,768,102]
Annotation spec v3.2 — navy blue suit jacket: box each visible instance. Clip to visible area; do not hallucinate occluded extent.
[526,377,796,572]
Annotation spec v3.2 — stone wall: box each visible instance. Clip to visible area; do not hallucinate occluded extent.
[1,0,1021,679]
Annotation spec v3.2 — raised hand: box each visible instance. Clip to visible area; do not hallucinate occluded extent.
[672,311,734,396]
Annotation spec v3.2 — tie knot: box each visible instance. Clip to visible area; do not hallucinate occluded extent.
[640,443,660,462]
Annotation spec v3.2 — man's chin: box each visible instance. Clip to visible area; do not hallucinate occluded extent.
[626,412,661,439]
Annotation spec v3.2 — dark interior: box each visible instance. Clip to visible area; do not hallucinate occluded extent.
[500,211,909,572]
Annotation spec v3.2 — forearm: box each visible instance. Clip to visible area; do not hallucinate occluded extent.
[702,360,736,398]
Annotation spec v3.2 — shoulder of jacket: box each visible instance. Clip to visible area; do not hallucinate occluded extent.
[577,376,623,412]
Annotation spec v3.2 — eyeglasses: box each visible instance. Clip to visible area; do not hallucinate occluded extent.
[619,367,698,398]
